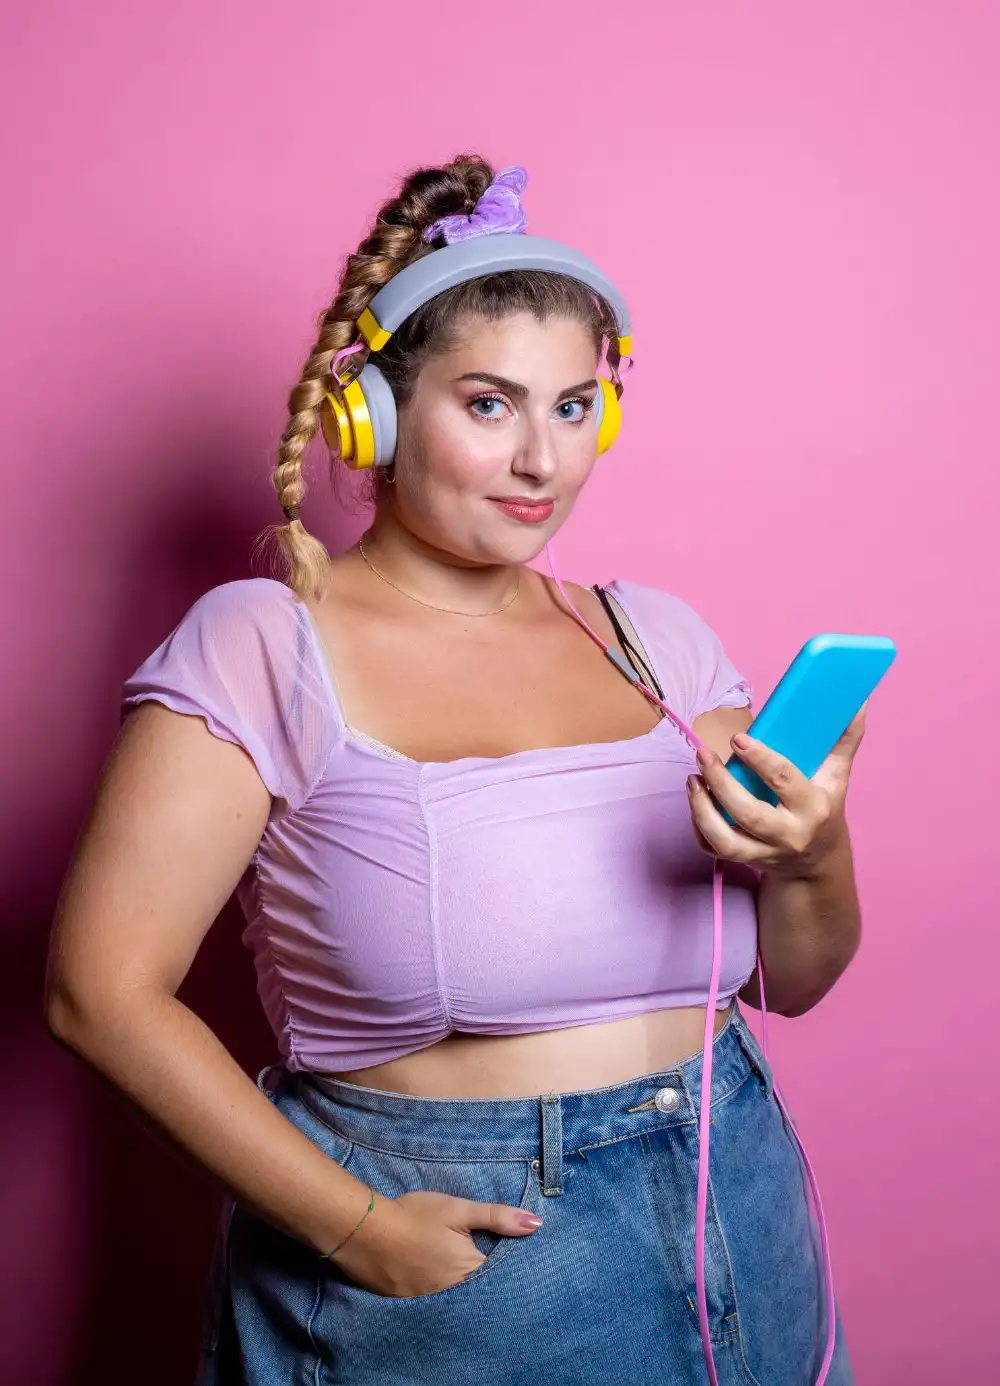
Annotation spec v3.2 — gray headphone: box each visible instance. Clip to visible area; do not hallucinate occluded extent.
[322,233,633,470]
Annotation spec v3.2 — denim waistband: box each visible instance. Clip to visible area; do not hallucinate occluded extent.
[271,1005,773,1180]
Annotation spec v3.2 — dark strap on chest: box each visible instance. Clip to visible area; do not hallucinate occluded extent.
[591,585,665,701]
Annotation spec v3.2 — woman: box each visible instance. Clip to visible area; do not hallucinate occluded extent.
[47,154,864,1385]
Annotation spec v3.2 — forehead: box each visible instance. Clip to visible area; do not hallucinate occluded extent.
[431,311,598,369]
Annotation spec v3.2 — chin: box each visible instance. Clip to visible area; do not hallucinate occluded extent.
[420,503,568,567]
[484,523,559,566]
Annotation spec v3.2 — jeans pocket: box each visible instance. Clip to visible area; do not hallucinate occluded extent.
[328,1142,547,1303]
[710,1076,837,1386]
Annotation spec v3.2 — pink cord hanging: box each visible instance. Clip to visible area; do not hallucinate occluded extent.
[542,539,836,1386]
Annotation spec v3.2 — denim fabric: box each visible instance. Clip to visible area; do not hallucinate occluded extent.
[196,1004,853,1385]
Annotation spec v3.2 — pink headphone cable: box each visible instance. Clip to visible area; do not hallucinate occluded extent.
[330,338,366,385]
[543,541,837,1385]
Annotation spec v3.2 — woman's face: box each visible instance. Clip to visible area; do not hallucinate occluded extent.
[385,312,603,567]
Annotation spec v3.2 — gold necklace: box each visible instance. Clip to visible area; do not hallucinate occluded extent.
[357,534,520,616]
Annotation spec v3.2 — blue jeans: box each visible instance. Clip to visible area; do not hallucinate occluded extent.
[197,1003,853,1385]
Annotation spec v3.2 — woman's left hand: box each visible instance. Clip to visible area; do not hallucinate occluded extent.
[686,703,869,879]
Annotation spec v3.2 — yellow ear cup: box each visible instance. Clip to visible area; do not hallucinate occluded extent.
[595,377,622,455]
[322,389,353,462]
[322,379,377,470]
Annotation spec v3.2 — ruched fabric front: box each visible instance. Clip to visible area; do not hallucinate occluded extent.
[121,575,760,1073]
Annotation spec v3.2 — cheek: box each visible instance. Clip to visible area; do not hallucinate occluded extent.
[413,415,507,491]
[565,443,599,492]
[409,452,495,506]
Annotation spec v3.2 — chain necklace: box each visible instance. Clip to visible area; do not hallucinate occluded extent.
[357,534,520,617]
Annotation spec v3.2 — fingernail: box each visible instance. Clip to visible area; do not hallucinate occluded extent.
[687,775,703,794]
[520,1214,544,1229]
[732,734,750,749]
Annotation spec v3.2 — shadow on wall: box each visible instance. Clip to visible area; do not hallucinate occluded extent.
[5,422,361,1385]
[66,902,272,1386]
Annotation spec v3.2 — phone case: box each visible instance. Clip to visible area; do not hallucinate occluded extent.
[716,633,896,825]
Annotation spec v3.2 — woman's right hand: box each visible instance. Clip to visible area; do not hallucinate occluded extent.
[328,1189,544,1299]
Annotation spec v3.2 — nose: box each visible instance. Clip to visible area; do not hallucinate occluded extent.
[510,414,560,484]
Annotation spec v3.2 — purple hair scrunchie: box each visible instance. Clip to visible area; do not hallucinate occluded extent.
[422,165,529,244]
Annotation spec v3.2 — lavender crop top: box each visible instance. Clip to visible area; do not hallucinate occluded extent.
[121,577,759,1075]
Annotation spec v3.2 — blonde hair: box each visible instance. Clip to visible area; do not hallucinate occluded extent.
[266,152,627,601]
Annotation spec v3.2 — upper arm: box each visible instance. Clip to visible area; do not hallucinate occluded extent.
[47,578,337,1027]
[47,700,272,1024]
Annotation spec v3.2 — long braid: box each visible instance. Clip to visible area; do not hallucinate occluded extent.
[265,155,495,601]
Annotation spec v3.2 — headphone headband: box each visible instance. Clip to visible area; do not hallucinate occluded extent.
[357,234,632,357]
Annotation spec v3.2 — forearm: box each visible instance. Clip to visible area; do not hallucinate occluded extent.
[48,985,381,1254]
[738,824,862,1017]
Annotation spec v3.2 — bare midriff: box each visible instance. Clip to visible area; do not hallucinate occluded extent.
[332,1004,734,1099]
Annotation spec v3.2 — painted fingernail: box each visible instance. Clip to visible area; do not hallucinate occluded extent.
[520,1214,544,1229]
[687,775,703,794]
[732,734,751,749]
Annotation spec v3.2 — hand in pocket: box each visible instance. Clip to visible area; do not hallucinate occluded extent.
[330,1188,543,1299]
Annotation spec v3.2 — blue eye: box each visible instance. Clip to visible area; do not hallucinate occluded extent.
[470,394,507,420]
[558,398,595,422]
[469,393,597,424]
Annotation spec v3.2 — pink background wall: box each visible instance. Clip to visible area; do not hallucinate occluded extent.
[2,2,997,1382]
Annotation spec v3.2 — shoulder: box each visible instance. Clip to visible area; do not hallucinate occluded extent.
[602,577,721,646]
[166,577,310,655]
[180,576,301,626]
[602,578,751,720]
[129,575,325,700]
[123,577,337,813]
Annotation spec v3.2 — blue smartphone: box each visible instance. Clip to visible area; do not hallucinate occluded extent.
[715,633,896,825]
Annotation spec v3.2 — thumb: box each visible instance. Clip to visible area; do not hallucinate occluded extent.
[462,1199,544,1236]
[829,700,868,759]
[842,699,869,748]
[813,699,868,797]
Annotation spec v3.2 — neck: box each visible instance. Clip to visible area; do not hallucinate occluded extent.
[359,519,522,614]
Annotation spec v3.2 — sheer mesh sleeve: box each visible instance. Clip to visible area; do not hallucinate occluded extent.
[605,579,753,724]
[121,578,339,815]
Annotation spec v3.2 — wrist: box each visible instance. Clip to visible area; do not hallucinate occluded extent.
[308,1176,396,1259]
[775,818,852,885]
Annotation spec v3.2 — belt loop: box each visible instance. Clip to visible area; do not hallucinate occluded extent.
[539,1093,564,1196]
[256,1062,285,1102]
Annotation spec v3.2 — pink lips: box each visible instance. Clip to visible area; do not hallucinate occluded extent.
[489,497,555,524]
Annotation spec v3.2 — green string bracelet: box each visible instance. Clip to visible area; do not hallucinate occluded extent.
[323,1186,377,1259]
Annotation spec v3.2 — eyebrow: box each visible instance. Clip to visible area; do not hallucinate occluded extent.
[454,372,599,400]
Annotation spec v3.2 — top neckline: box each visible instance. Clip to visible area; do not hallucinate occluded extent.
[298,578,686,770]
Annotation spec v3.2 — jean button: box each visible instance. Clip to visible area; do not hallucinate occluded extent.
[654,1086,680,1113]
